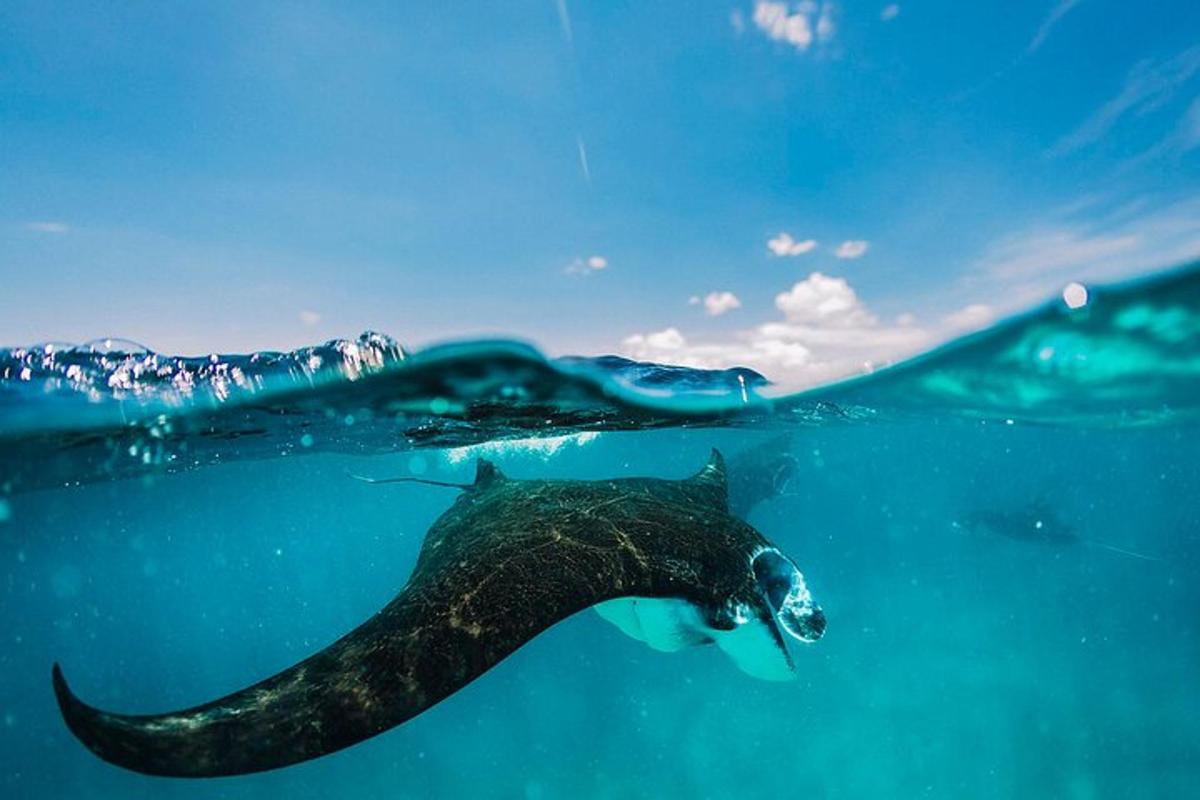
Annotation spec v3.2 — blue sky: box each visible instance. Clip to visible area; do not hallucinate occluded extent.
[2,1,1198,383]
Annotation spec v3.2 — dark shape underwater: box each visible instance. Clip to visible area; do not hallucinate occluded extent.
[956,497,1160,560]
[726,435,802,519]
[958,498,1079,546]
[52,451,825,778]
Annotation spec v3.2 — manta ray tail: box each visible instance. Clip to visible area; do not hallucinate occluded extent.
[347,458,506,491]
[53,662,266,777]
[50,600,449,778]
[1086,540,1163,561]
[346,472,473,489]
[51,656,380,778]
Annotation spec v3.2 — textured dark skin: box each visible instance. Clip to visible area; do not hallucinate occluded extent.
[52,451,792,778]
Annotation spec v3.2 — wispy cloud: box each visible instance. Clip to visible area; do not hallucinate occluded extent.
[816,3,835,42]
[622,272,988,387]
[1051,45,1200,156]
[25,221,70,234]
[952,1,1085,102]
[767,232,818,256]
[1026,0,1083,55]
[942,303,994,332]
[1125,96,1200,165]
[980,229,1140,282]
[730,9,746,35]
[554,0,573,45]
[565,255,608,275]
[750,1,836,52]
[701,291,742,316]
[299,310,321,326]
[834,240,869,259]
[971,194,1200,305]
[576,135,592,184]
[880,4,900,21]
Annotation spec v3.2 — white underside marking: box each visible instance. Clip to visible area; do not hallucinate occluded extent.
[594,597,795,681]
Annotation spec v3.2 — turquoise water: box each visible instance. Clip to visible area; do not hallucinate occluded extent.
[1,266,1198,798]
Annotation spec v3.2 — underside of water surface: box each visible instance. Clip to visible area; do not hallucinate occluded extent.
[0,265,1197,798]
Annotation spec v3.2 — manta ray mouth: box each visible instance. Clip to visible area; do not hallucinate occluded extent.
[752,547,825,643]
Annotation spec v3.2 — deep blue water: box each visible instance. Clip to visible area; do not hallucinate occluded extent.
[1,266,1198,798]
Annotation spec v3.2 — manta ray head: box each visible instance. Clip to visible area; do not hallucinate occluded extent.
[594,545,824,682]
[751,546,825,644]
[703,545,824,682]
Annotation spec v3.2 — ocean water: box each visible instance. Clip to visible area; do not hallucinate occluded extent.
[0,265,1197,799]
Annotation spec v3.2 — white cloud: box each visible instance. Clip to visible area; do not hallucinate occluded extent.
[751,2,836,52]
[880,4,900,21]
[617,271,1032,387]
[621,272,938,388]
[565,254,608,275]
[767,232,817,256]
[834,239,869,259]
[26,221,69,234]
[753,2,812,50]
[730,9,746,34]
[774,271,875,326]
[299,310,321,326]
[623,327,687,352]
[1051,45,1200,156]
[618,192,1200,387]
[703,291,742,316]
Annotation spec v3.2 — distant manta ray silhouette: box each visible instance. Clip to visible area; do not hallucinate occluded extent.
[53,451,826,778]
[956,499,1161,562]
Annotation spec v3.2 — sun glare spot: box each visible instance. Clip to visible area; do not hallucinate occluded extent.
[1063,282,1089,310]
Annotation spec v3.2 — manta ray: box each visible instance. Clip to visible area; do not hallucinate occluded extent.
[955,499,1159,560]
[52,450,826,778]
[726,434,802,518]
[958,500,1080,546]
